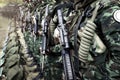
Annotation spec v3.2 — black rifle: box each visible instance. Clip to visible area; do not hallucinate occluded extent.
[35,13,39,35]
[57,9,76,80]
[40,4,49,72]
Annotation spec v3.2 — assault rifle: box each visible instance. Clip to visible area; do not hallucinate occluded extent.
[57,9,76,80]
[40,4,49,71]
[31,9,39,43]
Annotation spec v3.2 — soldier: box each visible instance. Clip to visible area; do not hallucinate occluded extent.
[74,0,120,79]
[42,0,77,80]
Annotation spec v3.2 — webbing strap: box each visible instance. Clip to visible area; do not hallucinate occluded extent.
[73,10,86,75]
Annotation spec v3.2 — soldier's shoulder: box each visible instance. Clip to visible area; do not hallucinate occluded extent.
[91,0,120,10]
[94,0,120,20]
[95,0,120,33]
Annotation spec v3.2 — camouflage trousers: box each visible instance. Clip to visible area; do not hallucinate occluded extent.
[44,55,63,80]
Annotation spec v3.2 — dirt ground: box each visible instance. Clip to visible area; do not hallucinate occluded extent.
[0,2,18,52]
[0,14,10,52]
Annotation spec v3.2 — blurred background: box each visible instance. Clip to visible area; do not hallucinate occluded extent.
[0,0,22,52]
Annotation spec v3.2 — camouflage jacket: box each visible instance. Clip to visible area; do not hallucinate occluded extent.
[76,0,120,80]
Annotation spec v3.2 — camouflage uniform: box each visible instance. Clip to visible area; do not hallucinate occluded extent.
[75,0,120,80]
[43,1,76,80]
[23,0,63,79]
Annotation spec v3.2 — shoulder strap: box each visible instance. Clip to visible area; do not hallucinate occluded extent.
[73,6,89,75]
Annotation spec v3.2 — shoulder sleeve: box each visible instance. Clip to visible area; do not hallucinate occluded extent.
[96,3,120,53]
